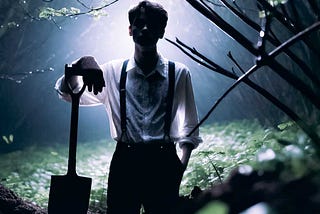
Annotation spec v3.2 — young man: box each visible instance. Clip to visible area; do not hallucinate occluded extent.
[55,1,202,213]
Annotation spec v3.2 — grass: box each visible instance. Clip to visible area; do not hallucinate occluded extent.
[0,140,114,212]
[0,120,319,213]
[182,120,319,194]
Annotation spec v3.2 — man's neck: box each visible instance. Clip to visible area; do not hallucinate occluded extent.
[134,45,159,75]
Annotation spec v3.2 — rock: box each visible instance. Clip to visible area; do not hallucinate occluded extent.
[0,184,46,214]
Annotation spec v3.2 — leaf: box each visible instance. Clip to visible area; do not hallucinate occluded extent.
[50,151,58,156]
[2,136,10,144]
[257,148,276,162]
[70,7,81,15]
[195,201,229,214]
[9,134,14,143]
[38,7,82,19]
[7,22,19,28]
[277,121,295,131]
[268,0,288,6]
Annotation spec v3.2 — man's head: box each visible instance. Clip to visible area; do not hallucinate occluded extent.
[128,1,168,47]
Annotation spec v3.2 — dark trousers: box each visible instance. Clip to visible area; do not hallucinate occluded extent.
[106,142,184,214]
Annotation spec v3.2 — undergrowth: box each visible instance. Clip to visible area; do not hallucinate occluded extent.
[0,120,319,213]
[182,120,320,196]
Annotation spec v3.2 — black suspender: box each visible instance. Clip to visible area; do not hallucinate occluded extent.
[164,61,175,139]
[120,59,129,140]
[119,60,175,142]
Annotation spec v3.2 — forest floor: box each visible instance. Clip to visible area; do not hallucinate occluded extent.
[0,120,320,213]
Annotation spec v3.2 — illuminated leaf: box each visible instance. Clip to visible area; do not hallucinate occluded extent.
[9,134,14,143]
[2,136,9,144]
[196,201,229,214]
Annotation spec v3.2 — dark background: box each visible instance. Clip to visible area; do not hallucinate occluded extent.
[0,0,319,152]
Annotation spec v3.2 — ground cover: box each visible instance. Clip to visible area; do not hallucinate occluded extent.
[0,120,319,213]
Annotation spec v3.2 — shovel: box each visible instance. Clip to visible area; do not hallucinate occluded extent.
[48,64,92,214]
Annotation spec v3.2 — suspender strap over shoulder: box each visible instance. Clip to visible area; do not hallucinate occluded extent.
[119,60,175,142]
[120,59,129,135]
[164,61,175,138]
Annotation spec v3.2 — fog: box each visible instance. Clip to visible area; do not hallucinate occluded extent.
[0,0,319,151]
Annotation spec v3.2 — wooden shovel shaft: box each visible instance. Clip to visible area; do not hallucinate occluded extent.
[67,94,80,176]
[48,65,91,214]
[64,64,87,176]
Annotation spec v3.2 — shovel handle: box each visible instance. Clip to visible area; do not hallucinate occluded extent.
[64,64,86,99]
[64,64,86,176]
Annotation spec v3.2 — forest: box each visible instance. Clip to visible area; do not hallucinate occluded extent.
[0,0,319,213]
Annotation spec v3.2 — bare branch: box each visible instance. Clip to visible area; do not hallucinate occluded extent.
[185,0,259,56]
[216,0,318,87]
[227,51,245,74]
[165,38,218,73]
[166,37,312,147]
[76,0,91,9]
[257,0,320,57]
[67,0,119,17]
[186,0,320,109]
[0,68,54,83]
[187,21,320,147]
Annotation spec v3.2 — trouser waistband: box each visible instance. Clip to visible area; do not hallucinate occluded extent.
[116,140,175,150]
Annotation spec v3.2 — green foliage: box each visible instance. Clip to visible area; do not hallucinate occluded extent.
[195,201,229,214]
[180,120,320,195]
[2,134,14,144]
[268,0,289,7]
[38,6,109,20]
[0,120,319,211]
[0,140,114,211]
[39,7,81,19]
[277,121,295,131]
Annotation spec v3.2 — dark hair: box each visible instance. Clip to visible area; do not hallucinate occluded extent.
[128,1,168,30]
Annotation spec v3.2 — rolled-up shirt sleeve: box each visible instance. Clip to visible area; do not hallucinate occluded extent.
[54,66,107,106]
[171,64,202,148]
[55,57,202,147]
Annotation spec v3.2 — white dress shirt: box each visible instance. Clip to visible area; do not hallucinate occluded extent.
[55,55,202,148]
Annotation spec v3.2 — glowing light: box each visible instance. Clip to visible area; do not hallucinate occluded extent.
[257,148,276,162]
[238,165,253,175]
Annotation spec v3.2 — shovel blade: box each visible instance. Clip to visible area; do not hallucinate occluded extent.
[48,174,92,214]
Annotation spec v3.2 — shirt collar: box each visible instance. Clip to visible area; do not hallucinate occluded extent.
[126,54,167,78]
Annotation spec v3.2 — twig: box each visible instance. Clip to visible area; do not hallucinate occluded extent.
[218,0,262,33]
[0,68,53,83]
[256,8,270,54]
[186,0,259,56]
[186,0,320,92]
[217,0,320,88]
[280,4,295,28]
[167,36,318,135]
[76,0,91,9]
[188,21,320,147]
[67,0,119,17]
[202,152,223,184]
[165,38,219,73]
[227,51,245,74]
[307,0,320,20]
[257,0,320,57]
[166,38,310,146]
[175,38,239,79]
[203,0,224,8]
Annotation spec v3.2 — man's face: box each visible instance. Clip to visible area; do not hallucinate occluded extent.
[129,9,164,48]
